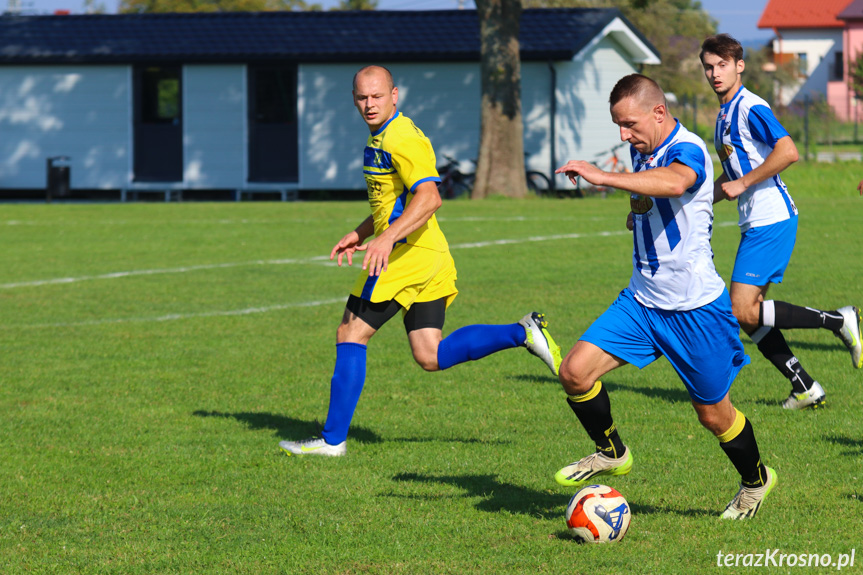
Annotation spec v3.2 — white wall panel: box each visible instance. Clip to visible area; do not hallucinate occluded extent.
[0,65,130,189]
[183,65,245,189]
[553,36,639,190]
[298,62,481,191]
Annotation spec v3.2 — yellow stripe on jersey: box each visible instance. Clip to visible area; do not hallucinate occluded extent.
[363,146,396,176]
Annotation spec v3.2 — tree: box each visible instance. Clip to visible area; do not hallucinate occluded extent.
[83,0,107,12]
[330,0,378,9]
[738,45,798,109]
[849,51,863,102]
[472,0,527,199]
[119,0,321,13]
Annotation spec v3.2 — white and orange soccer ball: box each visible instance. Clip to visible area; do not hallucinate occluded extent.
[565,484,631,543]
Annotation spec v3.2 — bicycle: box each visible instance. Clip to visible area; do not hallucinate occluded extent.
[524,152,552,197]
[575,142,631,198]
[438,153,552,198]
[437,155,474,199]
[526,168,552,197]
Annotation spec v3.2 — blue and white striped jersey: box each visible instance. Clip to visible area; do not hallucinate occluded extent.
[628,121,726,311]
[714,86,798,231]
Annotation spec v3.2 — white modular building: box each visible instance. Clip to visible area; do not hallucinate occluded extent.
[0,8,660,198]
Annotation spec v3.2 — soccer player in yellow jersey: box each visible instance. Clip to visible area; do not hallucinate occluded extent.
[279,65,562,457]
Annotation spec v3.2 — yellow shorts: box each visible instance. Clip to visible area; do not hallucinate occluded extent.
[350,243,459,311]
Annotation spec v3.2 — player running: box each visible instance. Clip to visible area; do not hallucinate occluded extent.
[554,74,775,519]
[278,65,561,457]
[700,34,861,410]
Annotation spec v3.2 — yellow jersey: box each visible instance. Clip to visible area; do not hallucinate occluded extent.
[362,110,448,252]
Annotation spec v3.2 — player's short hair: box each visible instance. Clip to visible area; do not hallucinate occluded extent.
[609,74,667,110]
[700,34,744,64]
[353,65,395,92]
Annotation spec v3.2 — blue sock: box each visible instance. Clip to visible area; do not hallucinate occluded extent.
[437,323,524,370]
[321,342,367,445]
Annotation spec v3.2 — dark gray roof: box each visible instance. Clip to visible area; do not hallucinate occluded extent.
[838,0,863,19]
[0,8,657,64]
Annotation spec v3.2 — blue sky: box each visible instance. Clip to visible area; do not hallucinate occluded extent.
[17,0,774,44]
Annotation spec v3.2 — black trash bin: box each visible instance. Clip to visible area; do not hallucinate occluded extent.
[46,156,71,202]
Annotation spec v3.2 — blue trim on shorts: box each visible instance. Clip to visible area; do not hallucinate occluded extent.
[580,288,749,405]
[731,215,797,286]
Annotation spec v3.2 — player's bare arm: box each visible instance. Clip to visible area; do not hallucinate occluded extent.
[556,159,696,199]
[360,180,442,276]
[331,215,374,267]
[721,135,798,199]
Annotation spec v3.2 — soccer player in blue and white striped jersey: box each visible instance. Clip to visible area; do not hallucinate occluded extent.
[555,74,775,519]
[700,34,862,411]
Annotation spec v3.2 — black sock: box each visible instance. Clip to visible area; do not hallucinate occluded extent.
[719,414,768,488]
[763,300,844,332]
[752,327,815,393]
[566,382,625,458]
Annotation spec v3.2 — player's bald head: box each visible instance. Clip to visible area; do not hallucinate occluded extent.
[353,65,394,92]
[609,74,667,112]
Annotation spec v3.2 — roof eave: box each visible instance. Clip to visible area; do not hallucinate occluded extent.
[758,20,845,29]
[573,16,661,65]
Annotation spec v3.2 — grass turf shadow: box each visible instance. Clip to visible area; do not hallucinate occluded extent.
[392,472,568,519]
[391,472,715,519]
[191,410,383,444]
[824,433,863,456]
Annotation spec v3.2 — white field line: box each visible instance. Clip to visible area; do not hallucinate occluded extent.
[4,224,709,290]
[0,256,330,289]
[16,298,347,329]
[5,221,738,329]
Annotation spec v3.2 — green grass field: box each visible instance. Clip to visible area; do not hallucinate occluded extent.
[1,162,861,574]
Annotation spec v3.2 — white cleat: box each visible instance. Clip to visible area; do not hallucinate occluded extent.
[836,306,862,369]
[722,466,777,519]
[781,381,826,410]
[519,312,562,376]
[279,437,346,457]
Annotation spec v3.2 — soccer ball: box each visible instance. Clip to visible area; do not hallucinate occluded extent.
[565,484,631,543]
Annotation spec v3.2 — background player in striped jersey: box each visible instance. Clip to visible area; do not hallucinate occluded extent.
[700,34,861,410]
[279,65,561,457]
[555,74,774,519]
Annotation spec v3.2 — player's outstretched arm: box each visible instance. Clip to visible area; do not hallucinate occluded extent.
[361,180,442,277]
[556,159,695,199]
[331,215,374,267]
[555,159,606,188]
[858,180,863,195]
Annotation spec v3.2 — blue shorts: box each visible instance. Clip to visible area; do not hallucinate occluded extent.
[580,288,750,405]
[731,216,797,286]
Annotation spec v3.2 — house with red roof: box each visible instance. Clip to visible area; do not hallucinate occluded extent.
[757,0,852,109]
[832,0,863,121]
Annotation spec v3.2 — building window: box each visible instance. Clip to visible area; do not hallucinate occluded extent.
[797,52,808,77]
[253,67,295,124]
[831,51,844,81]
[141,66,181,124]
